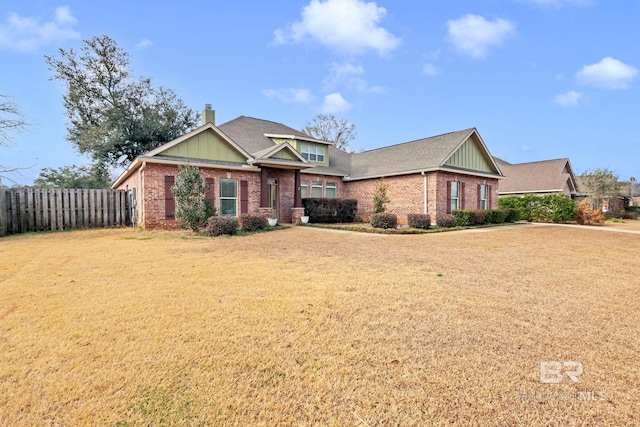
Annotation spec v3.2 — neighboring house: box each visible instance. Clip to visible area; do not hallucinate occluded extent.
[495,158,580,199]
[112,106,504,228]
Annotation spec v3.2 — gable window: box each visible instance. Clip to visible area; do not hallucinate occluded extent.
[301,181,309,198]
[220,179,238,216]
[311,181,323,197]
[301,145,325,162]
[326,182,337,198]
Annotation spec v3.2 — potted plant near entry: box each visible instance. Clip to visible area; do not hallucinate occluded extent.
[268,216,278,227]
[300,215,309,224]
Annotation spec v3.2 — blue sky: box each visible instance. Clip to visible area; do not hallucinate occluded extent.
[1,0,639,185]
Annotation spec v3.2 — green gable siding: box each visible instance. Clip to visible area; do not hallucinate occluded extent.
[445,136,494,173]
[160,129,246,162]
[271,149,297,160]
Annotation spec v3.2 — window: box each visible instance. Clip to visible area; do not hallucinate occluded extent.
[311,181,323,198]
[479,184,488,210]
[220,179,238,216]
[326,182,337,198]
[450,181,459,212]
[301,145,325,162]
[301,181,309,199]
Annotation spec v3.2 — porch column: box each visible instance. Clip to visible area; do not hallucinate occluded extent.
[260,167,269,207]
[294,169,302,208]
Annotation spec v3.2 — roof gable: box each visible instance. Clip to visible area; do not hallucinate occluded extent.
[348,128,502,180]
[145,123,253,162]
[444,133,498,173]
[497,158,579,194]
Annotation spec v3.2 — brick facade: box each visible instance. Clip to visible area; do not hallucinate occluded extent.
[127,164,499,229]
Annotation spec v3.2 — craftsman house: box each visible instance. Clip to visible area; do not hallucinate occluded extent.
[495,158,580,198]
[112,106,504,228]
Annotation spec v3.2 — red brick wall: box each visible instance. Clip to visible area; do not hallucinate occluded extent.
[140,164,262,229]
[126,163,500,229]
[433,171,499,214]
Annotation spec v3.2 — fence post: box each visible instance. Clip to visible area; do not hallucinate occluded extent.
[0,189,6,237]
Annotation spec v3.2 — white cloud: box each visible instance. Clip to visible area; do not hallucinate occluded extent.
[273,0,401,57]
[323,61,384,93]
[554,90,584,107]
[521,0,592,6]
[321,92,352,113]
[446,14,516,59]
[422,63,438,77]
[521,144,531,152]
[576,57,637,90]
[263,88,314,104]
[136,39,153,48]
[0,6,80,52]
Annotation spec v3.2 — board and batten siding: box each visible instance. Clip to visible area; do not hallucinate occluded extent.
[160,128,247,163]
[445,136,494,173]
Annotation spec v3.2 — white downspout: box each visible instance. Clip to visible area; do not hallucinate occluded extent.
[422,171,428,214]
[139,161,146,227]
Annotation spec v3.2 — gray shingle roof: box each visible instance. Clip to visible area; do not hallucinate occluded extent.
[349,128,476,178]
[218,116,310,155]
[496,157,578,194]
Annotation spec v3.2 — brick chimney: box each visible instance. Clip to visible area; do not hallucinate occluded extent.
[203,104,215,125]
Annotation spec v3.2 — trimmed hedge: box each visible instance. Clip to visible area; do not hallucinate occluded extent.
[205,216,238,236]
[371,213,397,229]
[407,213,431,229]
[502,208,518,223]
[498,194,575,223]
[435,213,456,228]
[240,214,267,232]
[485,209,507,224]
[302,198,358,223]
[452,210,476,226]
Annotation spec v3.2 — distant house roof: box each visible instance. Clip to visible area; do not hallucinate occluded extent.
[496,157,580,195]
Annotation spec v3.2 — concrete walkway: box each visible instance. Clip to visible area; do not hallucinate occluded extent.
[530,222,640,235]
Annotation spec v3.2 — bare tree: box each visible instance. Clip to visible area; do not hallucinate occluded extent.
[303,114,356,151]
[1,94,29,180]
[0,94,27,147]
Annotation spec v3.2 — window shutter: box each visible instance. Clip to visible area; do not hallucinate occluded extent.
[446,181,452,214]
[240,180,249,214]
[460,182,466,210]
[205,178,215,202]
[477,185,482,210]
[488,185,493,209]
[164,175,175,220]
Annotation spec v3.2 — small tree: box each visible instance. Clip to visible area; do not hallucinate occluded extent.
[372,177,390,213]
[171,165,214,231]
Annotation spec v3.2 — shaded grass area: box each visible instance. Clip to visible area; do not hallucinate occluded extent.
[0,226,639,425]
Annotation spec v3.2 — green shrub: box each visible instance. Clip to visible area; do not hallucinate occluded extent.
[302,198,358,223]
[372,178,390,213]
[240,214,267,232]
[452,210,475,226]
[501,208,518,222]
[498,194,575,223]
[371,213,397,229]
[472,210,486,225]
[435,213,456,228]
[204,216,238,236]
[407,213,431,229]
[171,165,215,231]
[485,209,507,224]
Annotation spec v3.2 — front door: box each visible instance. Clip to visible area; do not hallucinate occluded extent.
[268,179,279,219]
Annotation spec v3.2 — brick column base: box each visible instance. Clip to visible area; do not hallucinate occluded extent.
[291,207,305,225]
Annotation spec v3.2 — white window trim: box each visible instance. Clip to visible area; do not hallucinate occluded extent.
[220,179,238,216]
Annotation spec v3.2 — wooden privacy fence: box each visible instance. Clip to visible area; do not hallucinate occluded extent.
[0,188,132,237]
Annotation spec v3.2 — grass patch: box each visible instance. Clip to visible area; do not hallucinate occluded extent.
[0,226,638,425]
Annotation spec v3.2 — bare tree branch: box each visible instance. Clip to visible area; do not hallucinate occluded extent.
[0,94,28,146]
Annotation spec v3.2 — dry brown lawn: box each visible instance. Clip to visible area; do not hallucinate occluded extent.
[0,224,638,426]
